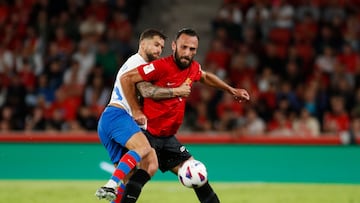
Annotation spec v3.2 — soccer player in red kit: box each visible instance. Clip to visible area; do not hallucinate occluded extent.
[120,28,250,203]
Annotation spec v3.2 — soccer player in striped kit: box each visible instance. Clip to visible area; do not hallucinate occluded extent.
[95,28,191,202]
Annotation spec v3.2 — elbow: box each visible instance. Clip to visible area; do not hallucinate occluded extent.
[139,90,151,98]
[121,70,144,94]
[121,70,142,86]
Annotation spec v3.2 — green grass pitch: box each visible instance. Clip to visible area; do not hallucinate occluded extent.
[1,180,360,203]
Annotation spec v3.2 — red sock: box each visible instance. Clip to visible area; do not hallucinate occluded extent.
[112,183,125,203]
[111,150,141,183]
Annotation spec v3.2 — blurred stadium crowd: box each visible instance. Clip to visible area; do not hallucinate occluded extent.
[184,0,360,137]
[1,0,360,138]
[0,0,143,131]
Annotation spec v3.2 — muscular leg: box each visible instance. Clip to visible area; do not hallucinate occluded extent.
[121,148,158,203]
[106,132,152,188]
[125,132,153,157]
[97,132,153,201]
[138,148,158,176]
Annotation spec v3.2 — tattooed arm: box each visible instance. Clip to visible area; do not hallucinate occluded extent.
[136,80,191,100]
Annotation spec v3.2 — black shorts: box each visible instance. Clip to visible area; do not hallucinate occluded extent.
[143,130,192,172]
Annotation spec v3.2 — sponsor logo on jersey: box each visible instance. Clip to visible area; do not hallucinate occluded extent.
[143,64,155,74]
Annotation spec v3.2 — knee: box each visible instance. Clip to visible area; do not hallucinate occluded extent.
[140,149,158,176]
[141,144,153,157]
[126,132,153,157]
[146,150,158,176]
[146,161,158,176]
[134,138,153,157]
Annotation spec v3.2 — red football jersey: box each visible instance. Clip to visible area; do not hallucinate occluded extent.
[137,55,202,136]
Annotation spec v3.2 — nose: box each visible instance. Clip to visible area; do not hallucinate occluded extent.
[184,48,191,56]
[181,48,193,59]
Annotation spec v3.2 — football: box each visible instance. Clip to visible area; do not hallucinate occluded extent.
[178,159,208,188]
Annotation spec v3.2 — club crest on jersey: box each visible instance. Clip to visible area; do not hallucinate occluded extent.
[143,64,155,74]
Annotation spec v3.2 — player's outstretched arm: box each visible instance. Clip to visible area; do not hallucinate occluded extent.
[136,79,191,100]
[200,70,250,102]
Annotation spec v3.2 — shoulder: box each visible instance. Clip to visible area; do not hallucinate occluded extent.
[154,55,172,64]
[192,60,201,67]
[190,60,202,71]
[126,54,146,66]
[120,54,146,72]
[150,55,173,69]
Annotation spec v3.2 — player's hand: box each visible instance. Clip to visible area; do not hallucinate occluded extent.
[174,78,192,97]
[132,109,147,125]
[232,88,250,103]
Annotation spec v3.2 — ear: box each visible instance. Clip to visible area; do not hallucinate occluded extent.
[171,41,176,52]
[139,40,145,48]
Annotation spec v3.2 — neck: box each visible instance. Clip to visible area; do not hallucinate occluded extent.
[138,51,149,62]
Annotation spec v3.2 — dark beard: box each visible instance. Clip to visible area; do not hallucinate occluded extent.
[174,51,192,70]
[146,53,157,62]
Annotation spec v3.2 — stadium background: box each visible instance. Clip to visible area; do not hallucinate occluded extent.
[0,0,360,190]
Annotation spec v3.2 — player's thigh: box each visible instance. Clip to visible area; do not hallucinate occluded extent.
[99,106,143,146]
[102,138,129,164]
[158,136,192,173]
[125,131,152,157]
[98,106,142,162]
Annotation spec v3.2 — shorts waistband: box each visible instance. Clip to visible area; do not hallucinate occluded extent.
[107,103,125,109]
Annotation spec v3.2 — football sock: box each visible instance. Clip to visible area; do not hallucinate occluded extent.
[121,169,151,203]
[106,151,141,188]
[194,181,220,203]
[112,183,126,203]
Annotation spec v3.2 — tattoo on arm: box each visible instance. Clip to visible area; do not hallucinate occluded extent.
[136,81,174,100]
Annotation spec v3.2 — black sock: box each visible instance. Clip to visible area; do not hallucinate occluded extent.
[193,181,220,203]
[121,169,151,203]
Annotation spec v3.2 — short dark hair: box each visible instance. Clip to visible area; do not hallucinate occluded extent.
[175,28,200,41]
[139,28,167,41]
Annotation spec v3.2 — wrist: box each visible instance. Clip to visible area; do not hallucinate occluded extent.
[131,104,142,112]
[172,88,177,97]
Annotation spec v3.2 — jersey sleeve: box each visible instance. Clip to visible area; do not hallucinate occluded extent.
[192,63,202,82]
[137,60,165,82]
